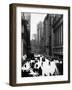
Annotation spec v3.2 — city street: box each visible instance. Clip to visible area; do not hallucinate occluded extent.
[21,13,63,77]
[21,54,63,77]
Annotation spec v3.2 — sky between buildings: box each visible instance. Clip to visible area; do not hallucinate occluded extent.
[30,13,47,40]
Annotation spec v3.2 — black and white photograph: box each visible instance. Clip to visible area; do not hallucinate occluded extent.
[9,4,70,86]
[21,12,63,77]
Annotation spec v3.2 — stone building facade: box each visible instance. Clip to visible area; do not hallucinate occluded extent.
[43,14,52,56]
[52,14,63,59]
[37,21,44,54]
[21,12,31,58]
[42,14,63,59]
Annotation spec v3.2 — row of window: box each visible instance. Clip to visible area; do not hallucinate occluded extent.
[54,23,63,47]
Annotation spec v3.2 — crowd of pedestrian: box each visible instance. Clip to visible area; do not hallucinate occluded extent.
[21,54,63,77]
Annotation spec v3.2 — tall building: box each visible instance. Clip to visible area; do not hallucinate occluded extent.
[30,33,38,53]
[43,14,63,59]
[37,21,44,54]
[52,14,63,59]
[43,14,52,56]
[37,22,43,45]
[21,12,31,57]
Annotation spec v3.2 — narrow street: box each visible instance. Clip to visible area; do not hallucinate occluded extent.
[21,54,63,77]
[21,13,63,77]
